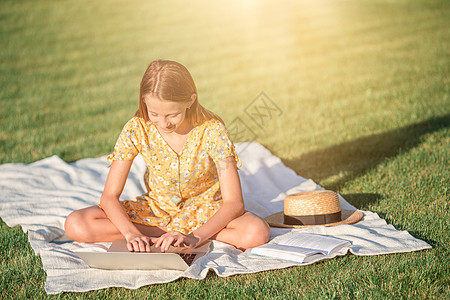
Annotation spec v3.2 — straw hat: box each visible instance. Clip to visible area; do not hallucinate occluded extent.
[265,190,363,228]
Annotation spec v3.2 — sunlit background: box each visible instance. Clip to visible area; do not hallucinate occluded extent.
[1,0,448,185]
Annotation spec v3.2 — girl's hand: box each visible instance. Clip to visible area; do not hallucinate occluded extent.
[151,231,200,252]
[126,234,152,252]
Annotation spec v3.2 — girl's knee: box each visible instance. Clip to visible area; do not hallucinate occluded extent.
[239,213,270,249]
[65,206,105,242]
[64,210,89,242]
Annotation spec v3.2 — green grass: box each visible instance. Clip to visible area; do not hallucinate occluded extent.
[1,0,449,298]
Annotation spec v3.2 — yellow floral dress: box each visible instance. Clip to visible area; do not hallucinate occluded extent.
[106,116,240,234]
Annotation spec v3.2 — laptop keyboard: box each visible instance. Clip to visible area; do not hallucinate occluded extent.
[179,253,197,266]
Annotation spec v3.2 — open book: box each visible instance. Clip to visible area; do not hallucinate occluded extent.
[250,233,351,264]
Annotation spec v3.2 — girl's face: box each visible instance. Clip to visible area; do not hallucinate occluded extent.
[145,95,193,134]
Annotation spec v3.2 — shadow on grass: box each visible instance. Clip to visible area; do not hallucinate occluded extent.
[283,113,450,193]
[340,193,383,210]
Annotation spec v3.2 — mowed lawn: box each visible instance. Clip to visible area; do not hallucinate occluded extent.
[1,0,449,298]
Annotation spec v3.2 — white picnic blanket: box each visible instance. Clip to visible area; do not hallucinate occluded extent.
[0,142,431,294]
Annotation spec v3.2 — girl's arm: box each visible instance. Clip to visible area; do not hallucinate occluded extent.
[152,156,245,251]
[191,156,245,240]
[100,160,152,252]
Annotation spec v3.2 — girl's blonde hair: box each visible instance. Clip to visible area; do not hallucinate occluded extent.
[135,60,224,126]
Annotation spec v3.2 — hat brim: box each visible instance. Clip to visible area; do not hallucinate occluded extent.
[265,209,363,228]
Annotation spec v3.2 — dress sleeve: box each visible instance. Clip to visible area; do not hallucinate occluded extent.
[106,117,143,166]
[205,120,241,169]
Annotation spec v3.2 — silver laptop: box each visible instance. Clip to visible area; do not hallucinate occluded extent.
[74,239,211,271]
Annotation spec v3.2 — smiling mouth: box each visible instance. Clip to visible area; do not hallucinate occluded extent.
[161,126,175,131]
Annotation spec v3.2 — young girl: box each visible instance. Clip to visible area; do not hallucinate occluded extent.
[64,59,270,252]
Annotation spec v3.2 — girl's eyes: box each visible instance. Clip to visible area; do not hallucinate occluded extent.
[150,113,180,118]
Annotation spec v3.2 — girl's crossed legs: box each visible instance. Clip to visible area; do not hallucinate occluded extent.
[64,206,270,251]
